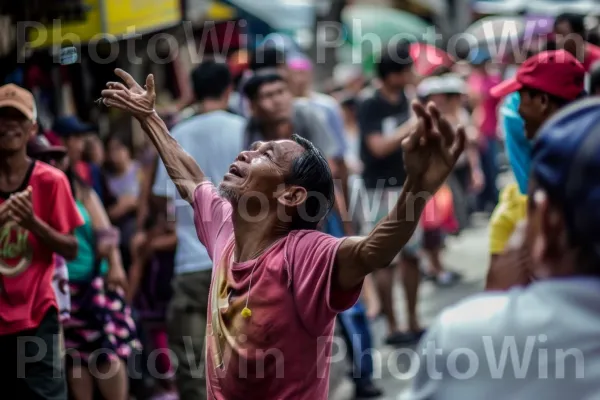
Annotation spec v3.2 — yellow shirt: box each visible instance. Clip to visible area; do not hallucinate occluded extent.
[489,183,528,254]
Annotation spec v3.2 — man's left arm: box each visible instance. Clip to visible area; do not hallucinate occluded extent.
[335,177,428,289]
[333,101,466,290]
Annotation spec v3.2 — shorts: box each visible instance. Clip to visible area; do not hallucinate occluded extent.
[360,187,423,262]
[423,228,445,250]
[0,308,67,400]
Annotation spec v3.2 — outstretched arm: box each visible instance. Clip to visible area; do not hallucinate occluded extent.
[334,102,466,290]
[137,112,205,203]
[334,178,428,289]
[101,69,205,203]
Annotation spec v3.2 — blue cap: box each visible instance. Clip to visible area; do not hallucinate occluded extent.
[531,97,600,243]
[52,116,95,137]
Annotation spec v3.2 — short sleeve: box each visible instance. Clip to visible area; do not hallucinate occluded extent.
[358,99,381,138]
[286,231,362,334]
[49,172,84,234]
[192,182,233,258]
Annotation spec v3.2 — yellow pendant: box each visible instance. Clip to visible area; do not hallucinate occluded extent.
[241,307,252,318]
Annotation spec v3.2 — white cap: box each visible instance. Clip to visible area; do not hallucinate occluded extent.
[417,74,466,98]
[333,64,363,87]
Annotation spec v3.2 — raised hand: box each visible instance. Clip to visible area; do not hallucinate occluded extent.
[401,101,466,195]
[101,69,156,120]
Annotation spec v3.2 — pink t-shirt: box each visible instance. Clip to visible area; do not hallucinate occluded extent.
[192,182,362,400]
[468,71,502,138]
[583,43,600,72]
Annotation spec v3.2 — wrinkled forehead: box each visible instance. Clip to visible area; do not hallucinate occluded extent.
[250,139,304,165]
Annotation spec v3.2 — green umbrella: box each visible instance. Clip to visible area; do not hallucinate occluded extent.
[343,5,433,45]
[341,5,434,75]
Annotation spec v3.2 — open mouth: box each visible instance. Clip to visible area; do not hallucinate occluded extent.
[228,164,243,178]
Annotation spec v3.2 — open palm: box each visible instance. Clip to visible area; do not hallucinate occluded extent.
[402,101,466,195]
[101,69,156,119]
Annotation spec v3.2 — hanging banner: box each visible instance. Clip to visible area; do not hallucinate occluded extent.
[103,0,181,36]
[28,0,181,48]
[28,0,103,48]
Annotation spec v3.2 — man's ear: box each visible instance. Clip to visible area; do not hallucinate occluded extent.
[539,93,557,116]
[27,121,38,141]
[536,191,568,263]
[543,205,569,258]
[277,185,307,208]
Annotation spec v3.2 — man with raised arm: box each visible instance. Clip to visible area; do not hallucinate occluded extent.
[100,69,465,400]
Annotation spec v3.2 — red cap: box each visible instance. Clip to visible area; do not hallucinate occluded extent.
[490,50,585,100]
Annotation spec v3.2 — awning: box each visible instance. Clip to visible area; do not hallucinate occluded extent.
[28,0,182,48]
[222,0,314,32]
[220,0,315,48]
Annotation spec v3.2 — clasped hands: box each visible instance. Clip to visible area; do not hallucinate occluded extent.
[0,186,36,230]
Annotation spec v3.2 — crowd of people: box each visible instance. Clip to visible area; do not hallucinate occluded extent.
[1,11,600,400]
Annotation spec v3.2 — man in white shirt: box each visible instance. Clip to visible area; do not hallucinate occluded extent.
[152,60,245,400]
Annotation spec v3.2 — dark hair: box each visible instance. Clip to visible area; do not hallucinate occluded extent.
[104,132,133,174]
[249,47,286,72]
[591,63,600,95]
[65,165,90,200]
[587,29,600,46]
[528,178,600,277]
[555,13,586,36]
[243,73,285,101]
[191,60,232,102]
[106,132,133,154]
[340,95,357,109]
[285,134,334,230]
[543,39,557,52]
[376,41,414,80]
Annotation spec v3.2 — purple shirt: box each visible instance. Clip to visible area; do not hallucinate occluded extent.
[106,162,141,198]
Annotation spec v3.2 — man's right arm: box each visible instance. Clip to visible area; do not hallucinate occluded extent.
[359,100,415,159]
[139,112,205,204]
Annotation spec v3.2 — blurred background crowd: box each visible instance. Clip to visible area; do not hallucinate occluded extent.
[1,0,600,399]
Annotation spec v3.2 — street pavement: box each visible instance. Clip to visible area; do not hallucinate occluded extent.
[329,215,491,400]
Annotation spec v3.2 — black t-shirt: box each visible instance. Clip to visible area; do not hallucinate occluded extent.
[358,90,410,189]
